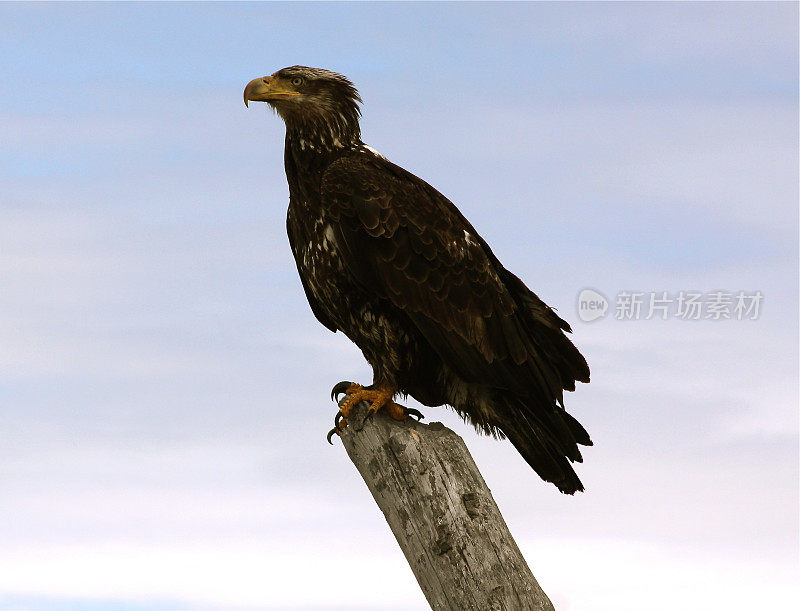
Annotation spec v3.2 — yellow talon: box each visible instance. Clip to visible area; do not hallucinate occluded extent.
[328,381,424,443]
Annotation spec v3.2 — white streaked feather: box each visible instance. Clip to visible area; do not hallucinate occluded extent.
[362,144,386,160]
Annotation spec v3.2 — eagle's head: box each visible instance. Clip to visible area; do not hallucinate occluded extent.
[244,66,362,147]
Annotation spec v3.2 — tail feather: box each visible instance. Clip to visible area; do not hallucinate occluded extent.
[495,394,591,494]
[561,408,593,447]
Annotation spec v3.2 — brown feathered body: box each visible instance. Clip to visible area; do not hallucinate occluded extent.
[252,66,591,493]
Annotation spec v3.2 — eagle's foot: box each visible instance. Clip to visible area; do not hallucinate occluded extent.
[327,381,420,443]
[334,382,394,420]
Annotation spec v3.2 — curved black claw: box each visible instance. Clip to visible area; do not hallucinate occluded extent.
[326,427,339,445]
[327,412,347,445]
[330,381,353,402]
[405,407,425,421]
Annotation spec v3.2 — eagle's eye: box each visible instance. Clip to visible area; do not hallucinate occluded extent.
[290,77,303,87]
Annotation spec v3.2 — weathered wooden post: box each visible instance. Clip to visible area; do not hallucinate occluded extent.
[336,401,555,611]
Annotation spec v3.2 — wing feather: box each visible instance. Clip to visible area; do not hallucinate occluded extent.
[321,153,588,400]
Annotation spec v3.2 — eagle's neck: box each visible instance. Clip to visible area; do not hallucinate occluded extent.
[282,115,360,203]
[282,109,361,202]
[284,112,362,155]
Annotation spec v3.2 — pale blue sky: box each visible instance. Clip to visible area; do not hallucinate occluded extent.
[1,2,798,610]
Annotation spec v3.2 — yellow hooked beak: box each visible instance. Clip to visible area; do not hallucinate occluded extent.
[243,76,301,107]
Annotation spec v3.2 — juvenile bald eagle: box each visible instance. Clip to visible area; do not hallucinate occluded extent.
[244,66,591,493]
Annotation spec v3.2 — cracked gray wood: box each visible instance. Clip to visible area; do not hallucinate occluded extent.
[336,401,555,611]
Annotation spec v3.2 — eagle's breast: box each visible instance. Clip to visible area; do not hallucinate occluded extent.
[293,208,344,306]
